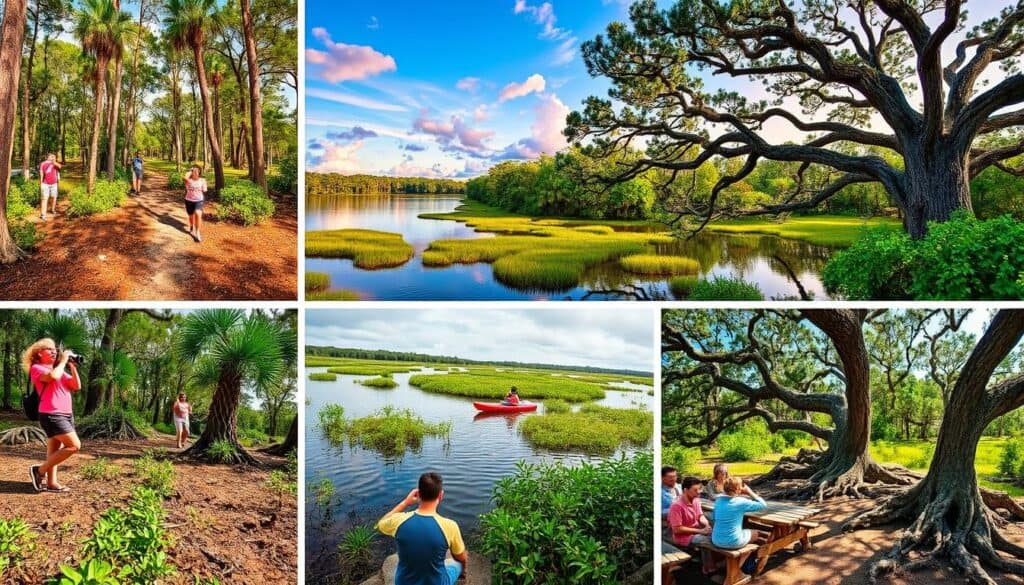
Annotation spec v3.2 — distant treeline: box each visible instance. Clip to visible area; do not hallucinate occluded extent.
[306,173,466,195]
[305,346,651,377]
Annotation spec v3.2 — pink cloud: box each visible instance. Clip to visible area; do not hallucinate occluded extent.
[413,110,495,156]
[306,27,396,83]
[473,105,489,122]
[307,137,366,174]
[494,94,570,160]
[455,77,481,92]
[498,74,546,102]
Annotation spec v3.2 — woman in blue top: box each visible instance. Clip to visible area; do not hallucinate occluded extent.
[711,476,769,549]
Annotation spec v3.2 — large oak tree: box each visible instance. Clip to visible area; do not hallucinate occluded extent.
[567,0,1024,239]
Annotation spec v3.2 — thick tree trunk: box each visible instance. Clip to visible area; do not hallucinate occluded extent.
[262,415,297,455]
[192,44,224,191]
[87,58,108,193]
[242,0,266,191]
[20,12,39,180]
[105,51,124,180]
[84,309,123,415]
[171,60,182,172]
[182,370,257,465]
[2,338,12,410]
[901,141,973,239]
[0,0,27,264]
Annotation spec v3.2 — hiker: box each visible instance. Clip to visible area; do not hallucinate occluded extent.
[377,472,468,584]
[23,338,81,493]
[184,164,207,242]
[173,393,191,449]
[501,386,520,406]
[38,153,62,221]
[668,476,716,575]
[131,151,144,195]
[711,477,769,550]
[703,463,729,502]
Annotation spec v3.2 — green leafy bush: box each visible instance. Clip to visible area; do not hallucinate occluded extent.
[218,180,275,225]
[76,487,175,584]
[167,172,185,190]
[6,183,41,250]
[716,422,780,462]
[661,445,701,476]
[690,277,764,301]
[153,422,175,435]
[268,143,297,195]
[0,518,36,576]
[824,214,1024,299]
[67,180,128,217]
[999,438,1024,478]
[56,559,120,585]
[265,470,297,508]
[207,440,236,463]
[480,452,652,584]
[314,478,335,508]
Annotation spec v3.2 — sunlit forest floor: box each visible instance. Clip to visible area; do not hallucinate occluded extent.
[0,161,296,300]
[0,411,297,584]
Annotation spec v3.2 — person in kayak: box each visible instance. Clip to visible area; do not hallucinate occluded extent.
[501,386,520,406]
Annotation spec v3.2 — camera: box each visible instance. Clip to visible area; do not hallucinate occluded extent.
[64,349,84,366]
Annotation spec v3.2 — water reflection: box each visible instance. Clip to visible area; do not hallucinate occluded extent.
[306,194,834,300]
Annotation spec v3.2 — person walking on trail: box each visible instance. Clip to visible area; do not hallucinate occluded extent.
[173,393,191,449]
[130,151,144,195]
[184,165,207,242]
[23,338,81,493]
[38,153,62,221]
[377,472,469,585]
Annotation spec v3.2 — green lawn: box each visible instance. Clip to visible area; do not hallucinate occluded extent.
[687,438,1024,497]
[705,215,902,248]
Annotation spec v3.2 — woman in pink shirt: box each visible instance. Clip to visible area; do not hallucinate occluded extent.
[668,476,715,574]
[22,338,82,492]
[184,165,208,242]
[173,393,192,449]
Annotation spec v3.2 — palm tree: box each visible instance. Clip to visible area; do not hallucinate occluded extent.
[240,0,265,190]
[0,0,28,264]
[75,0,130,193]
[176,309,286,464]
[165,0,225,191]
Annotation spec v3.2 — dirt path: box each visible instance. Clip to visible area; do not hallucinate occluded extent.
[0,166,297,300]
[0,418,297,584]
[669,481,1024,585]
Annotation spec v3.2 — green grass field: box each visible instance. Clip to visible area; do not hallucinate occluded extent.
[409,370,609,402]
[705,216,902,248]
[684,438,1024,497]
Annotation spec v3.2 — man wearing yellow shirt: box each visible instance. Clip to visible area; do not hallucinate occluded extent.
[377,472,468,585]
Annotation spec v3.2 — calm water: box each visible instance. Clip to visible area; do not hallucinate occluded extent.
[306,194,834,300]
[304,368,653,583]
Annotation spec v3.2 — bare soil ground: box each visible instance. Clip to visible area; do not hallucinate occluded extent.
[0,413,297,584]
[669,479,1024,585]
[0,166,297,300]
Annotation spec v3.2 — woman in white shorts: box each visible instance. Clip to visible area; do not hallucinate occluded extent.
[173,393,192,449]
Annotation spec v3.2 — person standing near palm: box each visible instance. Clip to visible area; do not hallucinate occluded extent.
[38,153,62,220]
[173,393,191,448]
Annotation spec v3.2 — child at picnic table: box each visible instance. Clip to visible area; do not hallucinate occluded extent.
[711,477,769,550]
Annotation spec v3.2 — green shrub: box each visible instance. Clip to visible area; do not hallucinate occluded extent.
[716,422,779,462]
[132,453,174,498]
[0,518,36,576]
[67,180,128,217]
[999,438,1024,478]
[56,559,120,585]
[207,440,236,463]
[76,487,175,584]
[269,143,297,195]
[344,406,452,457]
[662,445,702,476]
[6,182,42,250]
[80,457,121,481]
[338,525,376,571]
[168,172,185,190]
[690,277,764,301]
[153,422,175,435]
[265,470,297,508]
[824,214,1024,299]
[314,478,335,508]
[218,180,275,225]
[668,276,698,299]
[480,452,653,583]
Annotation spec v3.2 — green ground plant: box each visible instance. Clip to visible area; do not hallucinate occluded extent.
[0,518,36,577]
[217,180,275,225]
[668,276,699,299]
[338,526,376,573]
[480,452,652,584]
[6,182,41,249]
[306,229,415,268]
[314,479,335,508]
[207,440,236,464]
[619,254,700,276]
[79,458,121,481]
[661,446,702,476]
[689,277,764,301]
[265,470,297,509]
[705,216,900,247]
[318,404,451,458]
[67,181,128,217]
[132,453,174,498]
[409,370,606,402]
[307,290,362,301]
[519,405,653,454]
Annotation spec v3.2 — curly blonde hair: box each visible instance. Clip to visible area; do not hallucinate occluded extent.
[21,338,55,373]
[723,476,744,496]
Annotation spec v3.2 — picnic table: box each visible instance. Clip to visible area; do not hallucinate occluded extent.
[661,541,692,585]
[699,499,821,584]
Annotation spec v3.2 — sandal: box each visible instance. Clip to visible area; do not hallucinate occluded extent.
[44,485,70,493]
[28,465,42,491]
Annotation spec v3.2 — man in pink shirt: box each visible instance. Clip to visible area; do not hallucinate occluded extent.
[668,476,715,574]
[38,153,62,221]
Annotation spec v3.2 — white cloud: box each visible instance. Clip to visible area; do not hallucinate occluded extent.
[307,138,366,174]
[498,73,546,102]
[306,28,396,83]
[494,93,570,160]
[455,77,481,92]
[306,87,408,112]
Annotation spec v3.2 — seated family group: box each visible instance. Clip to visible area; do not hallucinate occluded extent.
[662,464,768,576]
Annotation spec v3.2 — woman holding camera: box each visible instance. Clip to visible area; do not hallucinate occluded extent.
[184,165,208,242]
[23,338,82,493]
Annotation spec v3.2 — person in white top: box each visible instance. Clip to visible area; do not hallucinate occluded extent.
[173,393,192,449]
[183,165,208,242]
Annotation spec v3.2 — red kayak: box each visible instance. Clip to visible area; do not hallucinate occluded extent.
[472,401,537,413]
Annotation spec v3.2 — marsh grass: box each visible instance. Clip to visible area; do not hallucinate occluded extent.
[690,276,764,300]
[706,215,901,248]
[619,254,699,276]
[327,365,418,376]
[520,406,653,454]
[669,276,699,298]
[357,376,398,389]
[318,404,451,458]
[305,272,330,293]
[307,290,362,301]
[306,229,414,268]
[409,370,606,402]
[543,399,571,413]
[309,372,337,382]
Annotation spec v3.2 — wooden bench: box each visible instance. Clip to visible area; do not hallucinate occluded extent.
[695,542,759,585]
[660,542,692,585]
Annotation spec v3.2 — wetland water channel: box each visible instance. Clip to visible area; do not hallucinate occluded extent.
[306,194,835,300]
[304,367,653,583]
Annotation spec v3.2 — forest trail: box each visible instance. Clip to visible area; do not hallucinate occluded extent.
[0,414,297,584]
[0,166,297,300]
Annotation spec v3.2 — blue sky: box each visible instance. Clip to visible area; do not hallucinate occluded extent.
[305,0,633,178]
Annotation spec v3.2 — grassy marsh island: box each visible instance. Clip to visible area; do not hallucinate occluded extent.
[317,404,451,458]
[356,376,399,389]
[305,228,415,268]
[305,271,361,301]
[409,370,608,402]
[619,254,700,276]
[519,405,654,454]
[309,372,338,382]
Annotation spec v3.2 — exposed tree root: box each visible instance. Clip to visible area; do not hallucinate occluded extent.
[260,442,295,456]
[77,418,148,440]
[0,425,46,445]
[753,449,918,501]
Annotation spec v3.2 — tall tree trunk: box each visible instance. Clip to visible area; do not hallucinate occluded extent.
[122,0,145,166]
[2,337,12,410]
[170,57,182,172]
[241,0,266,190]
[87,57,108,193]
[84,309,123,415]
[191,43,224,191]
[0,0,28,264]
[900,139,973,240]
[58,98,65,163]
[20,10,39,180]
[106,50,124,180]
[183,369,257,464]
